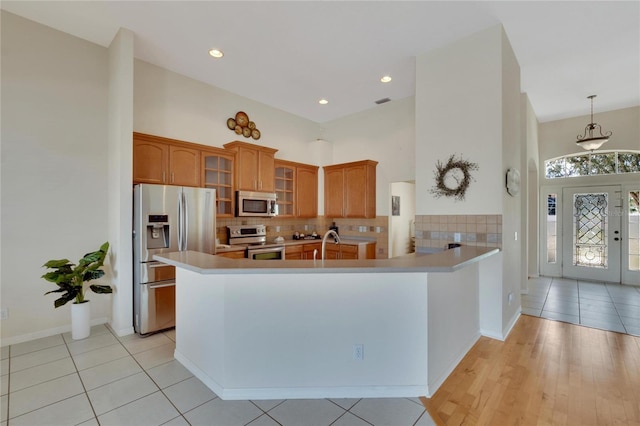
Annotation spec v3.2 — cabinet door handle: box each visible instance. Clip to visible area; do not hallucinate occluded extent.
[171,172,175,183]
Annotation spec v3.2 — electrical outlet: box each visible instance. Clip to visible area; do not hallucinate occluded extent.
[0,308,8,320]
[508,292,513,306]
[353,344,364,361]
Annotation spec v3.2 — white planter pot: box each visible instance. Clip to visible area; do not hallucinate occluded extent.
[71,301,91,340]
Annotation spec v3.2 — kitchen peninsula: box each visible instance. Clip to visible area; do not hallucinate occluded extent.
[155,246,501,400]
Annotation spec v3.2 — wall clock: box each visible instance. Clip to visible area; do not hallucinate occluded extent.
[506,168,520,196]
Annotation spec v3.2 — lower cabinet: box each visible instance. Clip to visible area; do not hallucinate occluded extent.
[286,242,375,260]
[216,251,245,259]
[285,245,303,260]
[285,243,321,260]
[302,243,322,260]
[326,242,376,260]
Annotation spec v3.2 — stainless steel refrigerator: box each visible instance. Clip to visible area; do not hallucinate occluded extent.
[133,184,216,335]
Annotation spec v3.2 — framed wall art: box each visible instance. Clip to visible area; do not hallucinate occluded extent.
[392,196,400,216]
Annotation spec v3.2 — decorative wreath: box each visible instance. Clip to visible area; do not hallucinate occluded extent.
[430,154,479,201]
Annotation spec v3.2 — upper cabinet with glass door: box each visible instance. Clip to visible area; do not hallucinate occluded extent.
[202,148,235,217]
[274,159,318,218]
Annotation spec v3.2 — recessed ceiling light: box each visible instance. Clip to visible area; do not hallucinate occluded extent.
[318,99,329,105]
[208,49,224,58]
[380,75,392,83]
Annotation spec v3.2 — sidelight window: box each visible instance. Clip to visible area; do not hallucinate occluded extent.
[546,194,557,263]
[629,190,640,271]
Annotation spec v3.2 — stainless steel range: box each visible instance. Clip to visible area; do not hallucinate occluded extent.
[228,225,285,260]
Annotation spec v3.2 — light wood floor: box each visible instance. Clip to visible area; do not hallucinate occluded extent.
[421,315,640,425]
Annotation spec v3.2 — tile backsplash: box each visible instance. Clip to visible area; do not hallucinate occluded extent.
[217,216,389,259]
[217,214,500,258]
[414,214,502,251]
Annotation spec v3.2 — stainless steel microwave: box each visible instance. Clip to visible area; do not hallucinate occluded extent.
[236,191,278,217]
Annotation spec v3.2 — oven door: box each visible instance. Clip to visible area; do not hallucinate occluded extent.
[247,246,286,260]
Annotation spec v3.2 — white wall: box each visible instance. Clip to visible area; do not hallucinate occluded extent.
[1,12,111,343]
[323,97,416,216]
[415,26,503,215]
[415,24,523,339]
[176,269,430,399]
[524,95,540,279]
[389,182,416,257]
[134,60,325,163]
[500,29,523,331]
[107,28,135,336]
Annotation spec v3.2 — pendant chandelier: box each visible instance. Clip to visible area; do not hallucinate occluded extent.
[576,95,612,151]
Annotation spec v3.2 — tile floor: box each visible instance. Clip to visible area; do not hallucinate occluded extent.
[522,276,640,336]
[1,326,436,426]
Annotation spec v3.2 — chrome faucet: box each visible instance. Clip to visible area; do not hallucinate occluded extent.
[321,230,341,261]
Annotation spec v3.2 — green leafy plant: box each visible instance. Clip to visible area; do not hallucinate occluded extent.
[42,242,113,308]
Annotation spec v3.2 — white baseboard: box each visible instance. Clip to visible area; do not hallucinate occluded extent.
[108,323,135,337]
[503,310,521,340]
[426,331,481,397]
[480,310,521,342]
[1,317,109,347]
[174,350,428,401]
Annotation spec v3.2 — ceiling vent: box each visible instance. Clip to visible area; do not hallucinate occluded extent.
[374,97,391,105]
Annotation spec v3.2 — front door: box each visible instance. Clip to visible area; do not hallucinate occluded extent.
[562,186,622,282]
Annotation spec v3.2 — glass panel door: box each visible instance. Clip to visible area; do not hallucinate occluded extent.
[562,186,621,282]
[622,186,640,285]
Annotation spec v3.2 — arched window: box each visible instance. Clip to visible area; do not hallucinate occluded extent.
[545,150,640,179]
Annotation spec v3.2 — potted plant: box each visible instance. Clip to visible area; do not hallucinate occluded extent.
[42,242,113,339]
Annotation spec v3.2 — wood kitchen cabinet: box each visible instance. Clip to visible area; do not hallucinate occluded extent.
[216,250,245,259]
[284,245,303,260]
[325,242,376,260]
[302,242,321,260]
[224,141,277,192]
[285,242,321,260]
[275,160,318,218]
[323,160,377,218]
[133,133,201,187]
[202,148,235,217]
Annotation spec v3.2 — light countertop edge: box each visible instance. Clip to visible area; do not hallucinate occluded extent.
[154,246,500,275]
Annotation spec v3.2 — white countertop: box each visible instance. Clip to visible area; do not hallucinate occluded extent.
[154,246,499,274]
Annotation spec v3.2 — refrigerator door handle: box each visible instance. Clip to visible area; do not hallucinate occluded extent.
[205,190,213,253]
[183,191,189,250]
[177,192,183,251]
[148,282,176,289]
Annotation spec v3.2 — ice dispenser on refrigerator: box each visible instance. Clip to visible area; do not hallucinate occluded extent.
[146,215,170,249]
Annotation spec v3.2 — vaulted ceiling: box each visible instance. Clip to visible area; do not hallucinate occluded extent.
[3,1,638,124]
